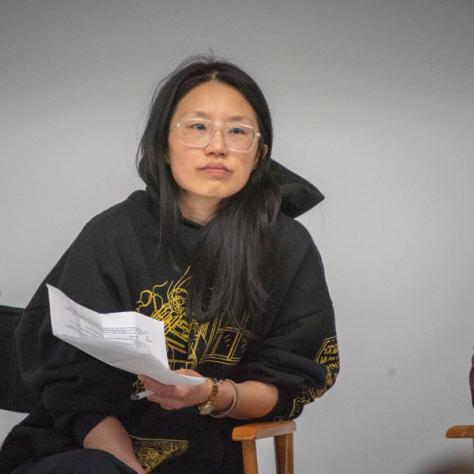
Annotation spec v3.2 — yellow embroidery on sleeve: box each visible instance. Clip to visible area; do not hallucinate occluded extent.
[286,336,339,419]
[315,336,339,372]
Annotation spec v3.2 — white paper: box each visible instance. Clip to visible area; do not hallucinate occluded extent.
[47,284,204,386]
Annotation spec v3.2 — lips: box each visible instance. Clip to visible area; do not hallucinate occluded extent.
[199,164,230,177]
[200,164,229,171]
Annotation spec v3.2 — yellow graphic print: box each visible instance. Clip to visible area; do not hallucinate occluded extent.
[130,435,188,473]
[131,267,248,467]
[287,336,339,419]
[136,268,192,365]
[190,313,249,367]
[135,267,247,370]
[315,335,339,377]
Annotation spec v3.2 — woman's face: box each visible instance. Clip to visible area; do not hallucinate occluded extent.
[167,81,262,219]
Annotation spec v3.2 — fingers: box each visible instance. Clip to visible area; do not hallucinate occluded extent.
[175,368,201,377]
[137,371,208,410]
[137,375,199,408]
[139,375,178,396]
[147,394,183,410]
[138,374,165,390]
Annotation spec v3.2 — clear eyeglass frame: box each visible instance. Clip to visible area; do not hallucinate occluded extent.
[170,119,261,153]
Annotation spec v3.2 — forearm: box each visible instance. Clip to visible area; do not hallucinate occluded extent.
[83,416,144,474]
[214,380,278,419]
[139,371,278,420]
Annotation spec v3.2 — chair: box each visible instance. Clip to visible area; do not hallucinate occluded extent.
[446,425,474,456]
[0,305,38,412]
[445,353,474,458]
[0,305,296,473]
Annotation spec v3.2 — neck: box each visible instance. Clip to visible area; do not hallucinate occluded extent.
[178,193,221,225]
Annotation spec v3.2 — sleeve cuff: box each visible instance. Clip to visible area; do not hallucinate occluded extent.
[55,412,112,445]
[259,385,293,421]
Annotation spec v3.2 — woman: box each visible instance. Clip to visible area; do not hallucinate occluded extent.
[0,56,339,473]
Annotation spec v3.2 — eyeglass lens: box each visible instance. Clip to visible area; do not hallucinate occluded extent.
[178,120,256,151]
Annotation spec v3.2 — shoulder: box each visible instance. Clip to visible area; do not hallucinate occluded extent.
[274,212,318,255]
[271,212,326,281]
[86,190,150,226]
[73,190,156,250]
[82,190,153,235]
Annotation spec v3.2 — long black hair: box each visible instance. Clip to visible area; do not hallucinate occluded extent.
[137,55,281,334]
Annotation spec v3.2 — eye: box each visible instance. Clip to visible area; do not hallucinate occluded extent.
[228,127,248,135]
[187,122,208,131]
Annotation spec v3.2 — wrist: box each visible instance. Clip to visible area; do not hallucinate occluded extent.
[196,378,240,417]
[197,378,220,415]
[210,379,239,418]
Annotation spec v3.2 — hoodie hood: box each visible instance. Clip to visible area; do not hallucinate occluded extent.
[268,160,324,218]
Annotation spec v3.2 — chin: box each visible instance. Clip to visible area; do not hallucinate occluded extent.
[199,184,246,200]
[212,188,244,200]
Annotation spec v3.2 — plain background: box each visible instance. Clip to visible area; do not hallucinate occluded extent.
[1,1,473,473]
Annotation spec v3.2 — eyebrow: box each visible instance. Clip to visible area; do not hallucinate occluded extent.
[183,111,255,124]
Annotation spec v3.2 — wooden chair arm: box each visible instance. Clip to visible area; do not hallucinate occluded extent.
[232,420,296,441]
[446,425,474,438]
[232,421,297,474]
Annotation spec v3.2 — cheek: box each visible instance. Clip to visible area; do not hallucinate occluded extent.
[241,154,258,177]
[231,161,256,192]
[169,159,193,189]
[167,142,194,185]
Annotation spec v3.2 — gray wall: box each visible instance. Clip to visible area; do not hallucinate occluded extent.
[1,1,473,473]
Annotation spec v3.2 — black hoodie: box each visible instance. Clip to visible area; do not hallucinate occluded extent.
[0,161,339,474]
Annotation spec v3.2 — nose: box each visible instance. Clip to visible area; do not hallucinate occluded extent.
[205,128,228,155]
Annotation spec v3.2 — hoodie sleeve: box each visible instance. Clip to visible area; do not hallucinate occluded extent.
[15,216,135,445]
[231,217,339,420]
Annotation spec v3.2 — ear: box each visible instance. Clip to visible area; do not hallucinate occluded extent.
[254,144,268,169]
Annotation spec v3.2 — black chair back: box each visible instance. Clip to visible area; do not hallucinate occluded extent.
[0,305,39,413]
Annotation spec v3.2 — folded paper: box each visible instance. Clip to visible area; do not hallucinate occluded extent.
[47,284,204,386]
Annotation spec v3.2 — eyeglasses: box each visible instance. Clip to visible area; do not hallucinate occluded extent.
[170,119,261,152]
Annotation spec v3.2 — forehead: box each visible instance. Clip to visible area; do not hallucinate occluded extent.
[173,81,258,124]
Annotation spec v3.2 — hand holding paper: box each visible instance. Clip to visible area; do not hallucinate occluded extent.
[47,284,205,386]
